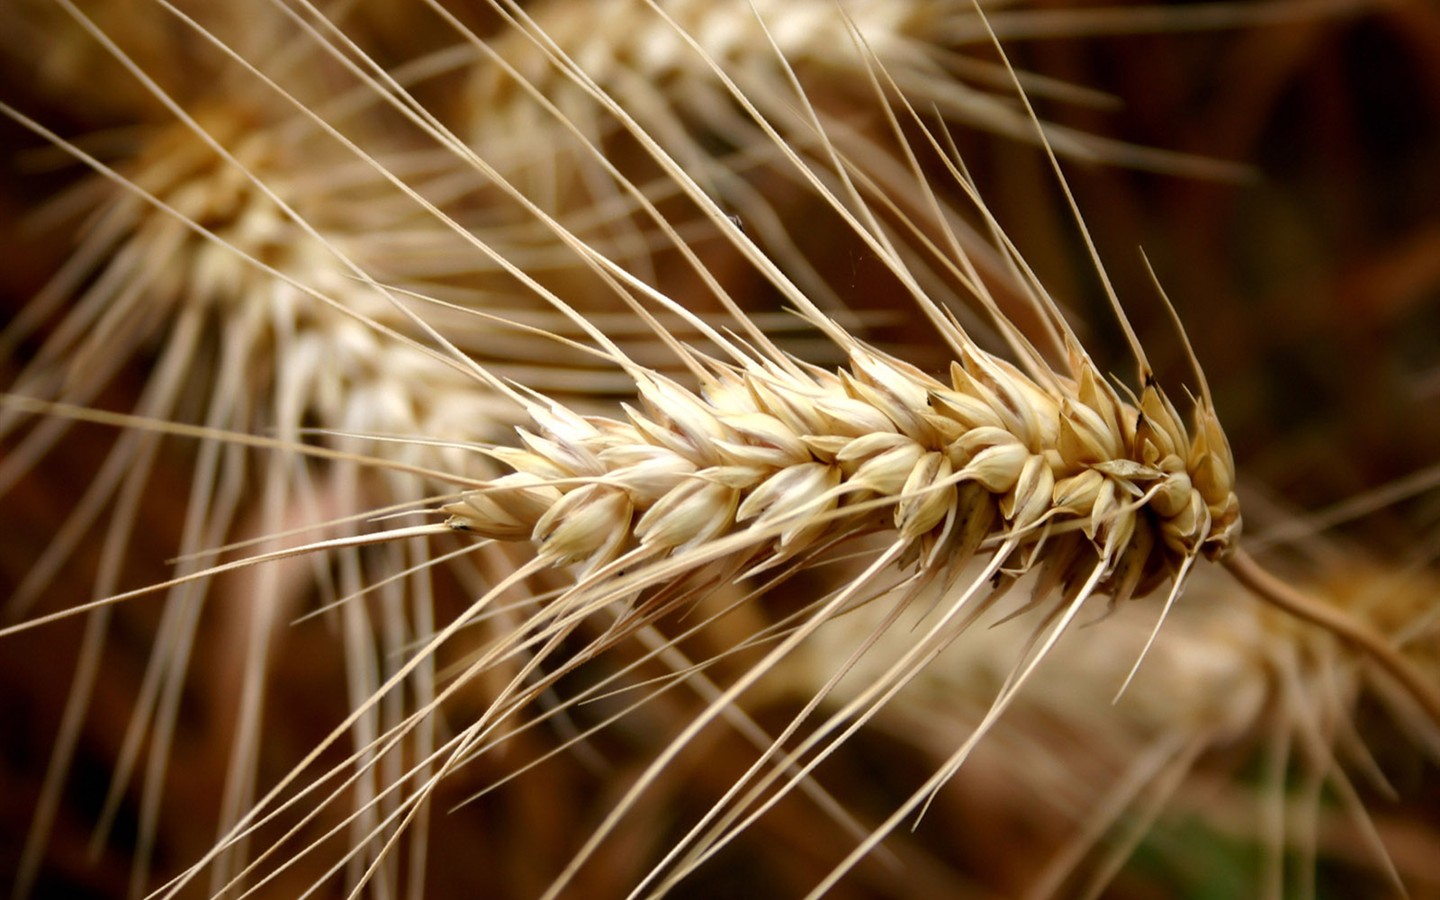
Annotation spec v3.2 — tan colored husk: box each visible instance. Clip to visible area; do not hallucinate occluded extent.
[444,339,1240,598]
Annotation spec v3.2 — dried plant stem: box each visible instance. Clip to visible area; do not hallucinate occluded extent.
[1225,547,1440,730]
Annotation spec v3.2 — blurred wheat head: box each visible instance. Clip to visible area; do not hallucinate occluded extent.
[2,0,1438,899]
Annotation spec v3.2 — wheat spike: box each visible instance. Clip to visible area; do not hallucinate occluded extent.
[444,338,1239,591]
[0,8,532,894]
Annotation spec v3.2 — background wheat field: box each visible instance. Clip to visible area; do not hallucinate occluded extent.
[2,1,1439,898]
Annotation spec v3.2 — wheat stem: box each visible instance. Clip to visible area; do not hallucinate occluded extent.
[1225,547,1440,731]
